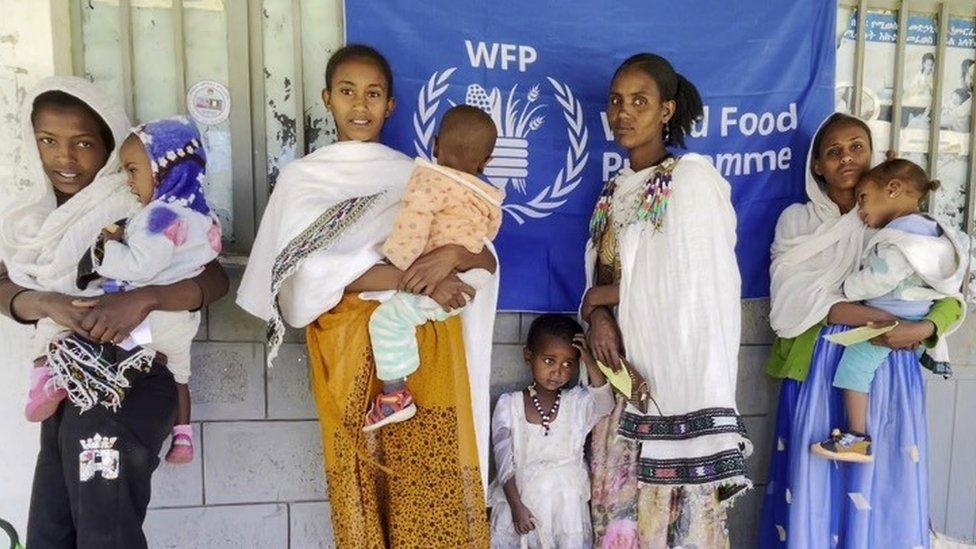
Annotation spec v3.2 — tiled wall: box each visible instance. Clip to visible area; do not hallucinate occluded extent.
[0,264,968,547]
[143,267,789,548]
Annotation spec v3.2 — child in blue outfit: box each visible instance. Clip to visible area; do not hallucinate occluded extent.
[813,159,970,462]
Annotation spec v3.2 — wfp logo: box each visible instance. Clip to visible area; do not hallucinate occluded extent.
[412,41,589,224]
[465,83,544,193]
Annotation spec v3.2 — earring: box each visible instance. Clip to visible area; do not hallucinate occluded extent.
[662,124,671,144]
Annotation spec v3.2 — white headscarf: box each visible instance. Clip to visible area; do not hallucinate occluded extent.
[0,76,138,295]
[768,114,869,338]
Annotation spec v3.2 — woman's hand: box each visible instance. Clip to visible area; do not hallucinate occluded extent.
[78,290,156,344]
[400,245,463,296]
[428,274,475,312]
[870,320,935,350]
[34,292,94,335]
[510,502,536,536]
[587,307,625,371]
[580,288,599,321]
[581,285,620,321]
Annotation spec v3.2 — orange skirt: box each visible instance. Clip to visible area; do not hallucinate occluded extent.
[305,294,489,548]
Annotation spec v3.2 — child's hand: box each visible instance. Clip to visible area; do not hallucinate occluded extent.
[576,332,610,388]
[511,503,536,536]
[572,333,595,367]
[101,224,124,242]
[428,274,475,312]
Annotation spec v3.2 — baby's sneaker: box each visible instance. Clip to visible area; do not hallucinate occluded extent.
[811,428,873,463]
[25,367,67,422]
[165,424,194,464]
[363,388,416,432]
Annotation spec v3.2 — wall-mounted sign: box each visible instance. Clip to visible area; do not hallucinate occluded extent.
[186,80,230,126]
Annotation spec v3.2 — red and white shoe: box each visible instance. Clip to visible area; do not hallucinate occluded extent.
[25,367,67,422]
[363,388,416,432]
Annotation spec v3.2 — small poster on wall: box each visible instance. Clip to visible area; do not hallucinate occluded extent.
[186,80,231,126]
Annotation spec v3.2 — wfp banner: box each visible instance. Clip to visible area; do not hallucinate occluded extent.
[346,1,835,311]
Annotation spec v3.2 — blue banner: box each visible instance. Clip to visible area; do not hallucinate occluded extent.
[948,17,976,49]
[346,0,836,311]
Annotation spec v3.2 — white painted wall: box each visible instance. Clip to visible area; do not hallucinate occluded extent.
[0,0,60,539]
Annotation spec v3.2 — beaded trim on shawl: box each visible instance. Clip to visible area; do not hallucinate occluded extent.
[264,193,384,367]
[588,155,679,244]
[588,180,617,243]
[619,407,747,441]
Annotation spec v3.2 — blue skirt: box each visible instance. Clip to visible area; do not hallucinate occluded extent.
[759,324,930,548]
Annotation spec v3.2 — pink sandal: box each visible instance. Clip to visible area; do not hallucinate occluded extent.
[363,388,416,432]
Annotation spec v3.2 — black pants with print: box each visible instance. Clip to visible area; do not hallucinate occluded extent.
[26,361,177,549]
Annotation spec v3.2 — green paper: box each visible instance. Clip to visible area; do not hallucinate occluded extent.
[824,322,899,346]
[596,359,631,397]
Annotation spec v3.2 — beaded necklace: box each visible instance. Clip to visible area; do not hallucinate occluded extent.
[528,383,561,436]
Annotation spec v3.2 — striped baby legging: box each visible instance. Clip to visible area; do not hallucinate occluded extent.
[368,268,490,381]
[369,291,459,381]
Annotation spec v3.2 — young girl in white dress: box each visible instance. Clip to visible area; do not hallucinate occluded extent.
[489,314,612,548]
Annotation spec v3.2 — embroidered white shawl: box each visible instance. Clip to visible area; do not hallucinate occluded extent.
[584,154,751,483]
[237,142,499,495]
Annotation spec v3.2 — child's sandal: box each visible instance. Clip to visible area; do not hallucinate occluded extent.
[363,389,417,432]
[165,433,194,464]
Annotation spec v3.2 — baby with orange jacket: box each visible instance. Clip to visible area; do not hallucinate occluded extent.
[364,105,503,431]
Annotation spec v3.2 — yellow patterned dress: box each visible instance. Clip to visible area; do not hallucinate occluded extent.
[306,294,489,548]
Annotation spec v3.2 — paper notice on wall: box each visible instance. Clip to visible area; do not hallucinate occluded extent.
[935,17,975,231]
[186,80,231,126]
